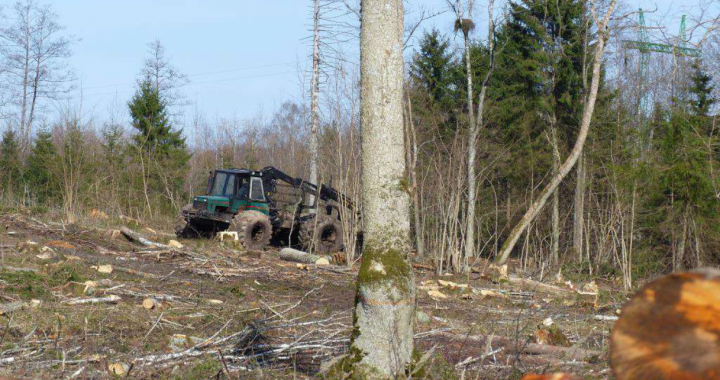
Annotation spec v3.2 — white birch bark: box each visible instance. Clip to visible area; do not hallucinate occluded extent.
[309,0,321,191]
[466,1,496,267]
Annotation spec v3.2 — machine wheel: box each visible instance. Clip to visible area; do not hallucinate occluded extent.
[230,210,272,251]
[300,215,344,254]
[175,204,196,238]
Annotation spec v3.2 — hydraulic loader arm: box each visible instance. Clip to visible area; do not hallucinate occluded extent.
[260,166,355,210]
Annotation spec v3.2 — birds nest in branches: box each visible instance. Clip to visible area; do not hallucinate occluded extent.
[455,18,475,35]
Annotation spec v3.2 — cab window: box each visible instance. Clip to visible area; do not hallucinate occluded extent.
[211,172,228,196]
[237,177,250,199]
[249,177,265,201]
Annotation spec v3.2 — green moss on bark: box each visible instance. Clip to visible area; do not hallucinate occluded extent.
[356,243,413,294]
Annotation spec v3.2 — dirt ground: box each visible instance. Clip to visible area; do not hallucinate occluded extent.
[0,212,626,379]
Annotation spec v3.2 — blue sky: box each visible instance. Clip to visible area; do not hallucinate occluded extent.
[46,0,684,126]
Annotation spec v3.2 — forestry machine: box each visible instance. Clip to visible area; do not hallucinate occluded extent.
[175,166,356,253]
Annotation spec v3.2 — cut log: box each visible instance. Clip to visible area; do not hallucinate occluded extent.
[143,298,160,310]
[279,248,325,265]
[120,227,170,249]
[507,275,571,294]
[610,268,720,380]
[63,295,121,305]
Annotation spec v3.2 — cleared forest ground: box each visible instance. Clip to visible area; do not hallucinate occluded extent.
[0,212,625,379]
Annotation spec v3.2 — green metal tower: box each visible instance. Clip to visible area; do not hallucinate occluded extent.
[622,9,701,151]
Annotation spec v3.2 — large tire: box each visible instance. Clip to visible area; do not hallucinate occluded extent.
[175,204,195,238]
[299,215,344,254]
[230,210,272,251]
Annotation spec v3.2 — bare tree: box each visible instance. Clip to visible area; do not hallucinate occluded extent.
[497,0,617,265]
[0,0,75,151]
[446,0,496,271]
[140,40,189,110]
[349,0,415,376]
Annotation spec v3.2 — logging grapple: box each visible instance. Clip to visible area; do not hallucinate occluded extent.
[175,166,356,254]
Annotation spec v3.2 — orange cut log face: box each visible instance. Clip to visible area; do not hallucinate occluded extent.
[610,268,720,380]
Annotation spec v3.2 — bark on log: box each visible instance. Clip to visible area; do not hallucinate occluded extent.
[120,227,169,249]
[610,268,720,380]
[279,248,323,265]
[507,275,572,294]
[63,295,121,305]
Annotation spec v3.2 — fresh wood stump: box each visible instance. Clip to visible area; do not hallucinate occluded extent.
[610,268,720,380]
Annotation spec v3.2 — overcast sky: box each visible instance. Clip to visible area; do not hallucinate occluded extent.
[46,0,688,127]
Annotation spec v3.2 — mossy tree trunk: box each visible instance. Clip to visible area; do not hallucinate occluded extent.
[350,0,415,377]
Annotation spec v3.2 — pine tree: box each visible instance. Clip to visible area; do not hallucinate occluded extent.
[25,129,57,203]
[0,129,22,196]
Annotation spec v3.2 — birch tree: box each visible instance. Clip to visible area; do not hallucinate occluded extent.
[309,0,320,189]
[448,0,475,270]
[497,0,617,265]
[349,0,415,376]
[0,0,74,151]
[447,0,496,270]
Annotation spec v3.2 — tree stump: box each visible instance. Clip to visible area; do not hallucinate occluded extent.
[610,268,720,380]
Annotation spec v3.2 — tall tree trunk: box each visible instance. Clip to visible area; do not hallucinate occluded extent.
[675,208,689,272]
[574,8,590,262]
[573,152,586,261]
[461,1,476,271]
[20,39,30,151]
[350,0,415,377]
[497,0,616,265]
[464,0,495,269]
[550,122,560,264]
[309,0,320,191]
[405,87,425,258]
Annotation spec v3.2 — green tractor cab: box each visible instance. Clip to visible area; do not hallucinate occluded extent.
[176,166,357,253]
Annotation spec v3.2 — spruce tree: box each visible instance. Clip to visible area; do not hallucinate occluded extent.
[128,79,190,214]
[129,80,188,157]
[0,129,22,196]
[410,29,456,110]
[648,62,718,270]
[689,61,715,117]
[408,29,460,138]
[490,0,587,172]
[25,129,57,203]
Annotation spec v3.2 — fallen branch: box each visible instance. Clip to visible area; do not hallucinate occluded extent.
[63,295,121,305]
[436,332,600,361]
[594,315,619,322]
[113,266,160,279]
